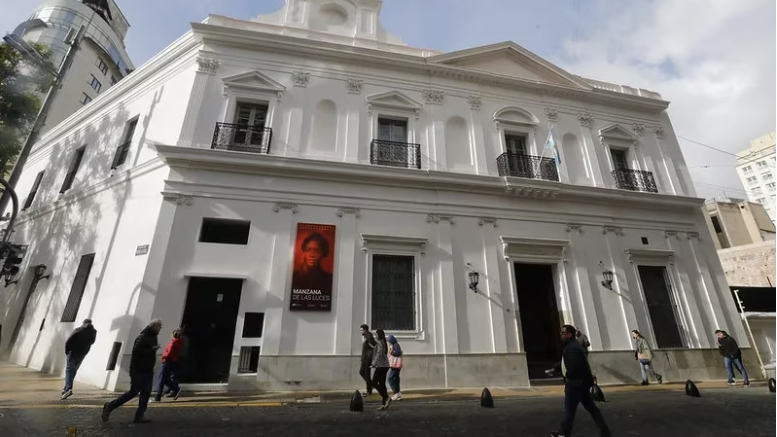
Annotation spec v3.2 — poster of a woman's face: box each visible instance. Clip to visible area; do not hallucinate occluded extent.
[290,223,336,311]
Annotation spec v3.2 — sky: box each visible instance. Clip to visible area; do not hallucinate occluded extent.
[2,0,775,200]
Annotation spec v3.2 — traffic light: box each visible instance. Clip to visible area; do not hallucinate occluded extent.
[0,243,26,286]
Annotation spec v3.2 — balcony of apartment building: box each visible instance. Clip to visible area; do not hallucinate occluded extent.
[211,103,272,154]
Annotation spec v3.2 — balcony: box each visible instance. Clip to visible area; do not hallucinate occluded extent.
[496,152,559,181]
[612,169,658,193]
[370,139,421,169]
[211,122,272,154]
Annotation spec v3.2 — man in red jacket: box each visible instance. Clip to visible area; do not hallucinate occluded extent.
[154,328,183,402]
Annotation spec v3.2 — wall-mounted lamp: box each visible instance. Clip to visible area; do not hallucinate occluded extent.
[468,270,480,293]
[33,264,51,282]
[601,270,614,290]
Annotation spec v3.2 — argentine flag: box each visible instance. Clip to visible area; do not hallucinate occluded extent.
[544,125,561,168]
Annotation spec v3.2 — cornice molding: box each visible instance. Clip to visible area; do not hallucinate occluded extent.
[272,202,299,213]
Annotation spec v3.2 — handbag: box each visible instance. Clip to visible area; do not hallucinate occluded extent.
[388,354,403,369]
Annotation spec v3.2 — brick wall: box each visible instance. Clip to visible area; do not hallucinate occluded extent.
[718,241,776,287]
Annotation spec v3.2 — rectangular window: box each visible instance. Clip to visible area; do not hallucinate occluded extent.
[22,171,45,210]
[766,182,776,190]
[742,165,752,173]
[757,198,766,204]
[96,58,108,75]
[752,187,763,195]
[60,254,96,322]
[109,75,117,86]
[371,254,415,331]
[711,216,723,233]
[60,146,85,193]
[504,134,527,155]
[79,93,91,105]
[237,346,260,373]
[747,176,758,183]
[242,312,265,338]
[762,172,774,181]
[757,161,768,167]
[233,102,269,145]
[611,149,629,170]
[89,75,102,93]
[111,118,138,169]
[637,265,684,349]
[377,118,408,143]
[199,218,250,245]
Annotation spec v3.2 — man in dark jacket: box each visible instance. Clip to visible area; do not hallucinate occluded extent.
[102,319,162,423]
[716,330,750,387]
[546,325,610,437]
[359,324,377,396]
[61,319,97,400]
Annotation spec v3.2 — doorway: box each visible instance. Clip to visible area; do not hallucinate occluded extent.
[514,263,562,381]
[179,277,243,383]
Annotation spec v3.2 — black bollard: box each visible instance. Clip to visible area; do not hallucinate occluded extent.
[769,378,775,393]
[480,387,494,408]
[684,380,700,397]
[349,390,363,412]
[590,382,607,402]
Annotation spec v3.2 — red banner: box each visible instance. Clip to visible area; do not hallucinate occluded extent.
[289,223,336,311]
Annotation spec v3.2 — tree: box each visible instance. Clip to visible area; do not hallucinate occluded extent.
[0,42,53,173]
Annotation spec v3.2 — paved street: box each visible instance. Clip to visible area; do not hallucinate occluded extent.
[0,387,773,436]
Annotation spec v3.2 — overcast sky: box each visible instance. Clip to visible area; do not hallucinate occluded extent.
[2,0,774,200]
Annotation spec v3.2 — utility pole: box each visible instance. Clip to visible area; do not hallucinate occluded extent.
[0,25,86,217]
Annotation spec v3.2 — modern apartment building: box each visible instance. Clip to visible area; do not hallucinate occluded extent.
[736,131,776,222]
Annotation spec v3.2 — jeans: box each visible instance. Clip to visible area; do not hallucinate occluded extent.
[387,368,401,393]
[359,362,373,394]
[372,367,390,404]
[156,361,180,398]
[559,384,610,436]
[638,359,662,383]
[63,353,85,392]
[724,356,749,383]
[106,371,153,419]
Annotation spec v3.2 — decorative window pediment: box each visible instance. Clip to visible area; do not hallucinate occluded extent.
[366,91,423,115]
[361,233,428,254]
[493,106,539,129]
[599,124,638,145]
[222,70,286,97]
[500,236,568,263]
[625,248,674,265]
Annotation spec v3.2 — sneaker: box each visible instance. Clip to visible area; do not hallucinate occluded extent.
[173,388,182,400]
[391,392,402,401]
[743,381,751,387]
[657,375,663,384]
[726,380,736,386]
[640,381,649,386]
[361,391,372,397]
[383,397,392,410]
[60,389,73,400]
[151,397,162,403]
[101,402,112,423]
[164,391,175,398]
[133,416,152,424]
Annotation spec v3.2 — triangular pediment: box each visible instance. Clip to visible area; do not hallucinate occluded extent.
[429,42,591,90]
[366,91,423,111]
[599,124,638,141]
[222,70,286,93]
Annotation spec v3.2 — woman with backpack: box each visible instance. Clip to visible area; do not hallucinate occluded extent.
[631,330,663,385]
[371,329,391,410]
[387,335,403,401]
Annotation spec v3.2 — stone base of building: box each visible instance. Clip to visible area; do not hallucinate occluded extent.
[111,348,761,392]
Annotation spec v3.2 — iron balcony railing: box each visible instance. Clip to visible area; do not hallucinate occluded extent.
[370,139,422,169]
[211,122,272,154]
[612,169,658,193]
[496,152,559,181]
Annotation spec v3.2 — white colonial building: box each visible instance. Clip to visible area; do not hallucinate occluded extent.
[0,0,752,392]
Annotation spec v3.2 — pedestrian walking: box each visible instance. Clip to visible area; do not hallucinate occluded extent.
[359,324,377,396]
[102,319,162,423]
[154,328,184,402]
[371,328,391,410]
[716,330,750,387]
[546,325,610,437]
[61,319,97,400]
[387,334,403,401]
[631,330,663,385]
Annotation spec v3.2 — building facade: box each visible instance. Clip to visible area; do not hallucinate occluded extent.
[13,0,134,135]
[0,0,750,392]
[736,131,776,223]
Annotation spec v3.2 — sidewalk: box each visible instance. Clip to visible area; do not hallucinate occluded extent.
[2,361,760,408]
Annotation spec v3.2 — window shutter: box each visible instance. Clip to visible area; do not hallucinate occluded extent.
[23,171,44,210]
[61,254,95,322]
[61,148,85,192]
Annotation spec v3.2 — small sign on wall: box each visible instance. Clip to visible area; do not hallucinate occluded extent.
[135,245,149,256]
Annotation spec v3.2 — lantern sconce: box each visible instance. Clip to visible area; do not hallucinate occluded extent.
[599,261,613,290]
[33,264,51,282]
[466,263,479,293]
